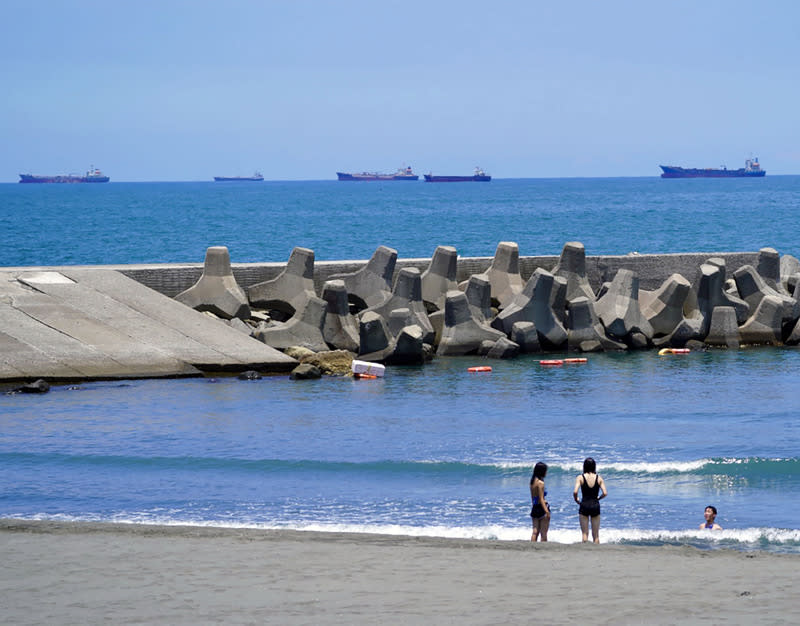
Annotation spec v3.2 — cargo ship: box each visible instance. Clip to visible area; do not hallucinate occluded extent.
[659,158,765,178]
[214,171,264,181]
[19,166,110,183]
[424,167,491,182]
[336,166,418,181]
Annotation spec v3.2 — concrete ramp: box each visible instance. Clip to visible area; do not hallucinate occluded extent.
[0,269,296,382]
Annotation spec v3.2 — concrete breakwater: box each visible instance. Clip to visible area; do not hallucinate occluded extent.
[118,250,761,297]
[2,242,799,383]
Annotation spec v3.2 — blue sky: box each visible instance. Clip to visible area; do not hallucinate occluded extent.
[2,0,798,181]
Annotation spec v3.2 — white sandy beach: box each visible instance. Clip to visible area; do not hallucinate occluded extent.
[1,519,798,625]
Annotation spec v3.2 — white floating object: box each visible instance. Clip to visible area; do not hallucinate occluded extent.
[351,359,385,377]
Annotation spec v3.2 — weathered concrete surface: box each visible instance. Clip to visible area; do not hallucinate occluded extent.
[0,269,296,382]
[173,246,250,320]
[103,252,761,298]
[0,250,766,381]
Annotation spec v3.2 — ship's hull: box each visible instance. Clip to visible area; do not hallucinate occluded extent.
[659,166,765,178]
[337,172,418,181]
[213,176,264,182]
[423,174,491,182]
[19,174,109,183]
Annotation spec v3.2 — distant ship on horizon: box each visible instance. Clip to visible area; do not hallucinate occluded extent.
[424,167,491,182]
[19,166,109,184]
[659,158,765,178]
[214,171,264,182]
[336,166,418,181]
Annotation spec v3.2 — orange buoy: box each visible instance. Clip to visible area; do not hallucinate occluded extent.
[658,348,690,355]
[353,373,378,379]
[564,358,588,364]
[538,359,564,366]
[467,366,492,372]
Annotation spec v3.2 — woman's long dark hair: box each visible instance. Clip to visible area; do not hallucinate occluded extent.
[583,457,596,473]
[530,461,548,484]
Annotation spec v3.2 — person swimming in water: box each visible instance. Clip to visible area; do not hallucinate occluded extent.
[700,505,722,530]
[529,461,550,542]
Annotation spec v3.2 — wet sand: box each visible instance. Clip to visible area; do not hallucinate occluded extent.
[1,519,798,625]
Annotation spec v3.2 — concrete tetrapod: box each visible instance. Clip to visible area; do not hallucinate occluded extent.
[420,245,458,312]
[437,290,505,356]
[738,295,784,345]
[173,246,250,320]
[356,311,425,363]
[248,247,316,321]
[779,254,800,293]
[785,315,800,346]
[462,241,523,310]
[594,268,653,346]
[567,296,626,352]
[362,267,434,345]
[734,265,799,327]
[321,280,360,352]
[491,268,567,350]
[551,241,595,302]
[357,311,391,359]
[510,321,541,353]
[387,308,413,339]
[253,296,329,352]
[329,245,397,311]
[705,306,741,348]
[550,276,568,327]
[485,336,520,359]
[639,273,691,338]
[700,259,750,325]
[463,275,494,324]
[756,247,785,294]
[385,324,427,365]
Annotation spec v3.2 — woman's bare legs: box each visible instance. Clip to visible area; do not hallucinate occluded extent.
[538,515,549,541]
[590,515,601,543]
[579,514,590,542]
[531,516,549,542]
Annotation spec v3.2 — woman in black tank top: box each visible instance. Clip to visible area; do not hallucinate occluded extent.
[572,457,607,543]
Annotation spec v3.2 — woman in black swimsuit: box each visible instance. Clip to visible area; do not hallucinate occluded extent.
[573,457,607,543]
[529,461,550,542]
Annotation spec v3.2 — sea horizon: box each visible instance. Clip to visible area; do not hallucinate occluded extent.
[6,173,800,184]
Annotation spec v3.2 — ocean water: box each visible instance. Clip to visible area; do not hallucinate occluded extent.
[1,176,799,265]
[1,176,799,553]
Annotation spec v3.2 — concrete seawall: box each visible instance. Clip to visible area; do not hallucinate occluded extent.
[0,268,297,383]
[108,251,760,297]
[0,251,767,384]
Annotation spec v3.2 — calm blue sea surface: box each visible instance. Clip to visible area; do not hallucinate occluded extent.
[1,177,799,552]
[1,176,799,265]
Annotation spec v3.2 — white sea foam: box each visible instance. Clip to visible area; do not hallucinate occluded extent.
[493,459,712,474]
[256,524,800,548]
[282,524,800,550]
[587,460,712,474]
[600,527,800,546]
[13,514,800,549]
[265,522,544,542]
